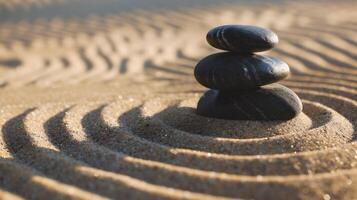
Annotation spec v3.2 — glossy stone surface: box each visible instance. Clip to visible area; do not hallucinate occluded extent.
[196,84,302,120]
[194,52,290,91]
[206,25,278,52]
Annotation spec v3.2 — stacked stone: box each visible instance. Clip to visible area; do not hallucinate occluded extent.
[194,25,303,120]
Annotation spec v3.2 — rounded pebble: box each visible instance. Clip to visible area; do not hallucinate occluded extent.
[196,84,303,120]
[206,25,279,52]
[194,52,290,91]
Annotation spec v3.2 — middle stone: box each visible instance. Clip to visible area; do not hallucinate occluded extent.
[194,52,290,91]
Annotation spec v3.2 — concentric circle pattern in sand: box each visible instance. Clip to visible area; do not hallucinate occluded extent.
[0,0,356,199]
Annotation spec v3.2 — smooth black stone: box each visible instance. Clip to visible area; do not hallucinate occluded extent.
[206,25,278,52]
[196,84,302,120]
[194,52,290,90]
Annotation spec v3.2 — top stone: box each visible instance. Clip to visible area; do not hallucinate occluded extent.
[206,25,279,53]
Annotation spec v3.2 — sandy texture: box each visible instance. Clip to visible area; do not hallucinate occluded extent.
[0,0,356,199]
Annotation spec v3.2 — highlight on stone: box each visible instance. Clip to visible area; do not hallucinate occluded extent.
[195,25,302,120]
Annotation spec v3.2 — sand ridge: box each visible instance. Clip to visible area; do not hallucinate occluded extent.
[0,0,356,199]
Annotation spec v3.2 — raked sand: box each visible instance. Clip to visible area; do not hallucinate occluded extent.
[0,0,356,199]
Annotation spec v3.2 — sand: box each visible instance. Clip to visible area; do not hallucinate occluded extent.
[0,0,356,199]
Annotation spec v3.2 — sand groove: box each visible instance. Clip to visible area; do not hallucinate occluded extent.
[0,0,356,199]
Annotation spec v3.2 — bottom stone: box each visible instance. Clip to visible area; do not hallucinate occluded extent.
[196,84,303,120]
